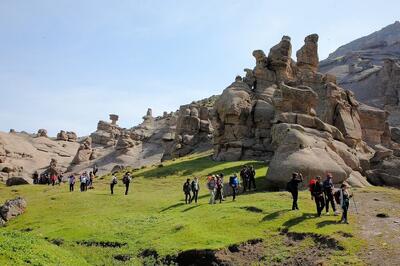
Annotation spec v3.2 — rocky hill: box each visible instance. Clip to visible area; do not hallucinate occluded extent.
[319,21,400,125]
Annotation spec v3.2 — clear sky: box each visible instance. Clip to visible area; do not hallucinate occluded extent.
[0,0,399,136]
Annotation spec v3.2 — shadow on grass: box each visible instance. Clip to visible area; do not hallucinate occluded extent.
[282,212,316,229]
[160,202,185,212]
[181,204,201,212]
[261,210,290,222]
[316,220,338,228]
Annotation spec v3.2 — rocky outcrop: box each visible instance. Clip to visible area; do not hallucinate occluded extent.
[115,133,137,150]
[71,137,93,164]
[91,115,122,146]
[56,130,77,142]
[5,176,31,186]
[0,197,27,225]
[212,34,380,189]
[37,129,48,138]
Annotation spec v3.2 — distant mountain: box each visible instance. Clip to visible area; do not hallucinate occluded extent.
[319,21,400,126]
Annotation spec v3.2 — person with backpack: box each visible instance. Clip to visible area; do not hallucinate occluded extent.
[323,173,338,215]
[110,174,118,195]
[229,174,239,201]
[33,171,39,184]
[68,174,75,192]
[312,176,326,217]
[51,174,57,186]
[191,177,200,204]
[287,172,303,210]
[240,166,249,193]
[57,173,63,185]
[79,173,87,192]
[122,172,132,195]
[338,183,352,224]
[207,175,216,204]
[215,175,223,204]
[248,166,256,191]
[183,179,192,204]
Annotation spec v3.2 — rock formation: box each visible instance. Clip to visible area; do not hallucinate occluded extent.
[37,129,48,138]
[212,34,392,189]
[91,115,122,146]
[0,197,27,226]
[57,130,77,142]
[71,137,93,164]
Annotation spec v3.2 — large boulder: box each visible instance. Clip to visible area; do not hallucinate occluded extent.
[6,176,31,186]
[0,197,27,222]
[71,137,93,164]
[37,129,48,138]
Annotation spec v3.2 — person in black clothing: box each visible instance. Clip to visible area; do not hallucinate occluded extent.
[248,165,256,191]
[323,173,337,215]
[32,171,39,184]
[190,177,200,204]
[288,172,303,210]
[313,176,326,217]
[240,166,249,193]
[339,183,352,224]
[122,172,132,195]
[183,179,192,204]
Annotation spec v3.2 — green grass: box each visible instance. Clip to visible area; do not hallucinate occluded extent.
[0,152,367,265]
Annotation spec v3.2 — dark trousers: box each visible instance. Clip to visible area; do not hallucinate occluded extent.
[231,186,237,201]
[243,178,249,192]
[215,188,223,203]
[69,184,74,192]
[80,183,85,192]
[248,177,256,190]
[125,183,129,195]
[314,194,325,216]
[324,191,336,212]
[185,192,191,204]
[341,201,349,222]
[191,190,199,203]
[110,183,115,195]
[52,180,55,186]
[291,190,299,210]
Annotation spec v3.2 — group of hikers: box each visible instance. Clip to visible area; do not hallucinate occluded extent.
[287,172,353,224]
[110,172,132,195]
[182,165,256,205]
[67,171,96,192]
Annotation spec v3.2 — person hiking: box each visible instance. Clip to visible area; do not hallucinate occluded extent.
[51,174,57,186]
[79,173,87,192]
[287,172,303,210]
[183,179,192,204]
[110,174,118,195]
[93,164,98,176]
[339,183,352,224]
[215,175,223,204]
[248,166,256,191]
[312,176,326,217]
[32,171,39,184]
[89,171,94,189]
[84,172,90,191]
[229,173,239,201]
[323,173,338,215]
[122,172,132,195]
[68,174,75,192]
[207,175,216,204]
[191,177,200,204]
[219,173,225,201]
[240,166,249,193]
[57,173,63,185]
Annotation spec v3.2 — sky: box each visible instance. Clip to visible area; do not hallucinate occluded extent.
[0,0,399,136]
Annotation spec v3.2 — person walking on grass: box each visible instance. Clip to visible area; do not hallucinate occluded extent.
[207,175,216,204]
[215,175,223,204]
[240,166,249,193]
[323,173,338,215]
[248,166,256,191]
[68,174,75,192]
[312,176,325,217]
[110,174,118,195]
[229,173,239,201]
[339,183,352,224]
[287,172,303,210]
[219,173,225,201]
[122,172,132,195]
[191,177,200,204]
[183,178,192,204]
[80,173,87,192]
[57,173,63,185]
[51,174,57,186]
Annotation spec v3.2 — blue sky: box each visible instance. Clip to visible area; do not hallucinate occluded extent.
[0,0,399,136]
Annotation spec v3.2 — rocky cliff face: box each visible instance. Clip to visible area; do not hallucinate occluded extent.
[320,21,400,126]
[212,33,396,189]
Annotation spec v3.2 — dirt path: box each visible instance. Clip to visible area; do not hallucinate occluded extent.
[353,188,400,265]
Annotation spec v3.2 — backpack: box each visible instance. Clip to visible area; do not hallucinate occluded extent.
[122,176,129,184]
[334,190,341,204]
[309,179,316,193]
[229,176,235,185]
[286,180,293,192]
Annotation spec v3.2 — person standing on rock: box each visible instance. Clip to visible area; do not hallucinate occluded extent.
[323,173,338,215]
[110,174,118,195]
[229,173,239,201]
[183,178,192,204]
[312,176,325,217]
[339,183,352,224]
[191,177,200,204]
[68,174,75,192]
[122,172,132,195]
[207,175,216,204]
[287,172,303,210]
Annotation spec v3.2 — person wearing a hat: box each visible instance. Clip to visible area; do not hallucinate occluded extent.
[323,173,338,215]
[339,183,352,224]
